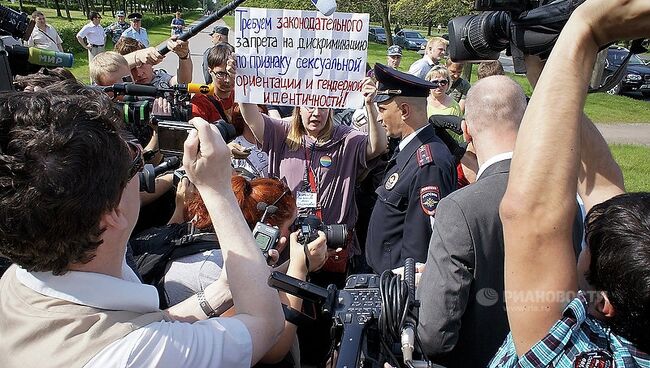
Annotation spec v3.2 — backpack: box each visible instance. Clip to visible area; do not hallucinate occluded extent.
[130,223,220,308]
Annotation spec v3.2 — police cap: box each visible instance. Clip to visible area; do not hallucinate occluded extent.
[210,25,229,36]
[373,63,438,103]
[128,13,142,20]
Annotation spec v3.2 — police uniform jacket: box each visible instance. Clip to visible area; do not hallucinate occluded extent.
[366,124,456,274]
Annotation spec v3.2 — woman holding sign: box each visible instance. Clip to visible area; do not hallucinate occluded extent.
[239,77,386,279]
[238,63,386,363]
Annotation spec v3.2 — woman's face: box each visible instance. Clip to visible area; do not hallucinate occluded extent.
[429,73,449,98]
[299,107,330,137]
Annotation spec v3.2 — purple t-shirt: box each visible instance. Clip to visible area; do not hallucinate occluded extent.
[262,115,368,251]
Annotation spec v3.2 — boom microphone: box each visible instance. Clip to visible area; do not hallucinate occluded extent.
[156,0,338,55]
[311,0,337,16]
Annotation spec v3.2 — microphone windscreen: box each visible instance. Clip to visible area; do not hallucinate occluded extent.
[311,0,337,16]
[184,83,214,95]
[26,47,74,68]
[257,202,268,212]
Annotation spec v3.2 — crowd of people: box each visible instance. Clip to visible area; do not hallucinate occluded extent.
[1,1,650,367]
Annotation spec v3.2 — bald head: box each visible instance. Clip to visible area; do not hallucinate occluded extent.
[465,75,526,136]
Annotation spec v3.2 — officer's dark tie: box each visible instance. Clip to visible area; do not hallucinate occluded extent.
[384,145,400,176]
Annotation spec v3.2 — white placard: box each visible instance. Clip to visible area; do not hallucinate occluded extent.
[234,7,369,109]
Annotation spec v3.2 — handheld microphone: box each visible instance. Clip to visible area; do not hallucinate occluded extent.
[311,0,337,16]
[175,83,214,95]
[153,156,181,176]
[139,157,182,193]
[8,45,74,68]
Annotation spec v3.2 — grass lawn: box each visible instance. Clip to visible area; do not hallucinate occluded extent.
[610,144,650,192]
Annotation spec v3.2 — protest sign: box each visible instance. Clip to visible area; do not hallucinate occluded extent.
[234,7,369,109]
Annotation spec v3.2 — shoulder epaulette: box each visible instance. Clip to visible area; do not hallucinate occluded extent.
[416,145,434,167]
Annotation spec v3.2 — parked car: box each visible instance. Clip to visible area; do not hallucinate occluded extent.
[393,30,427,51]
[604,46,650,97]
[368,26,387,44]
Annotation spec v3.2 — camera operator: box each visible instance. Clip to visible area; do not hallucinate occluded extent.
[0,88,284,367]
[114,36,192,88]
[488,0,649,365]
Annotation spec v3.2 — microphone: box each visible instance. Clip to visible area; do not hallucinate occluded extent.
[107,83,168,97]
[311,0,337,16]
[175,83,214,95]
[153,156,181,176]
[139,156,182,193]
[8,45,74,68]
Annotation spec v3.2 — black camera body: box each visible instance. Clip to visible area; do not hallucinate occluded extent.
[448,0,584,64]
[294,214,347,249]
[157,118,237,156]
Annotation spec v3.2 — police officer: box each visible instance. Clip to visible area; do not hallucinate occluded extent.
[105,11,129,44]
[365,64,456,274]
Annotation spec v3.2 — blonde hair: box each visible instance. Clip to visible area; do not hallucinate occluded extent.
[90,51,129,85]
[286,107,334,151]
[425,65,452,85]
[427,36,448,49]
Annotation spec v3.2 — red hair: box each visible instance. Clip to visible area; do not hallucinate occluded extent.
[184,176,295,231]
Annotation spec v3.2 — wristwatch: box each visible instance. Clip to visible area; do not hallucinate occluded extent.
[196,291,217,318]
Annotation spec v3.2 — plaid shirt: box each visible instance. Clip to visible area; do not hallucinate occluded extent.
[489,292,650,368]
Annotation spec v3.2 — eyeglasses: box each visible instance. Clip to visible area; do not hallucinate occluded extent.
[431,79,449,86]
[211,70,230,80]
[126,140,144,180]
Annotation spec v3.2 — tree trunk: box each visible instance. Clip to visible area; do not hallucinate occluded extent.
[53,0,63,17]
[63,0,72,21]
[101,0,106,14]
[427,20,432,36]
[378,1,392,46]
[18,0,24,12]
[462,63,473,83]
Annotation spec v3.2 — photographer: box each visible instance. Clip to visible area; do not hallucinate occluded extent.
[489,0,649,365]
[0,86,284,367]
[132,175,328,366]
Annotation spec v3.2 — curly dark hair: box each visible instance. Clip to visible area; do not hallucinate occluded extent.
[585,192,650,352]
[0,82,132,275]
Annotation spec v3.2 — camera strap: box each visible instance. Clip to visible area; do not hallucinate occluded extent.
[589,39,648,94]
[207,95,230,124]
[301,139,322,219]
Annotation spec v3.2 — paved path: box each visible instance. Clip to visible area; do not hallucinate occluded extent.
[157,16,232,84]
[157,18,650,147]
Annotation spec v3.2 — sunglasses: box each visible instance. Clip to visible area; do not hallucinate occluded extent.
[431,79,449,86]
[126,140,144,180]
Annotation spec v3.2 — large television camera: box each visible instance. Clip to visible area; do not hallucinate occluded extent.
[269,259,436,368]
[447,0,585,66]
[105,82,237,155]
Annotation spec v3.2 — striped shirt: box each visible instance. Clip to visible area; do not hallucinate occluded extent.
[489,292,650,368]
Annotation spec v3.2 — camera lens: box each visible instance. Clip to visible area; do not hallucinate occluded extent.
[324,224,347,248]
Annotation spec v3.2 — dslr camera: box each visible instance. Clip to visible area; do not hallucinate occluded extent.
[448,0,585,64]
[293,214,347,249]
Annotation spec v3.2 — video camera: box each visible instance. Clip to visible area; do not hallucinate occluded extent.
[105,82,237,154]
[447,0,585,68]
[269,259,433,368]
[292,214,347,249]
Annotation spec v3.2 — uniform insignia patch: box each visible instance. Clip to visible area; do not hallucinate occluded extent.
[420,186,440,216]
[385,173,399,190]
[416,145,433,167]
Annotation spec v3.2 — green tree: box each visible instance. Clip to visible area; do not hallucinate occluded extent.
[393,0,472,35]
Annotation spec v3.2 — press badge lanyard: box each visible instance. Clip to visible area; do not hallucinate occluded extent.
[298,139,322,219]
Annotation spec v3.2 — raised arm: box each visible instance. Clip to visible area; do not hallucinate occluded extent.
[166,37,192,85]
[230,56,266,142]
[362,77,388,160]
[169,117,284,363]
[499,0,650,355]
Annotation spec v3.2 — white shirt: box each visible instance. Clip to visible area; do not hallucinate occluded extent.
[28,25,62,51]
[399,125,428,151]
[16,258,252,368]
[475,151,513,180]
[76,23,105,45]
[408,55,435,80]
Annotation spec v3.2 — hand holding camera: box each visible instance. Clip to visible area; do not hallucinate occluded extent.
[289,230,327,275]
[182,117,232,191]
